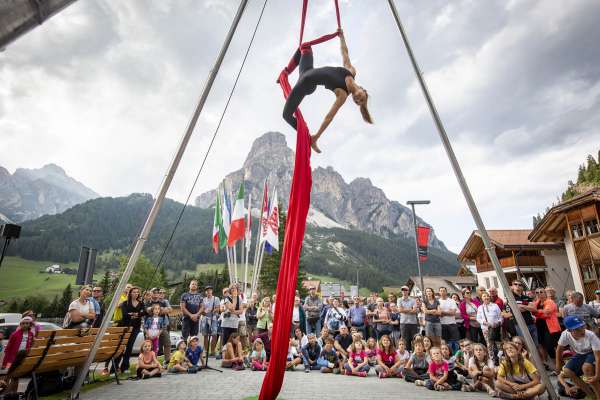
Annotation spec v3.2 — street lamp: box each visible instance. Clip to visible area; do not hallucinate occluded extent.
[407,200,430,300]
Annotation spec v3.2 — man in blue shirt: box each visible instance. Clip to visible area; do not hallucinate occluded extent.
[180,280,204,341]
[348,297,367,339]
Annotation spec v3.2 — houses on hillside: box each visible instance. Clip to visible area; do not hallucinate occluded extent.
[457,188,600,300]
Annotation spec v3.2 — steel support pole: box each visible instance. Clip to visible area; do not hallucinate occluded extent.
[69,1,249,398]
[409,204,426,301]
[387,1,558,398]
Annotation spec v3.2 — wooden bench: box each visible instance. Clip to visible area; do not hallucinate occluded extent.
[1,326,131,399]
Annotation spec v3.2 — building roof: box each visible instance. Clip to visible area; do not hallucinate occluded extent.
[529,188,600,242]
[458,229,562,261]
[406,275,477,293]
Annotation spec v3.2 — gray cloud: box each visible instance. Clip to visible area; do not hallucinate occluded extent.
[1,0,599,252]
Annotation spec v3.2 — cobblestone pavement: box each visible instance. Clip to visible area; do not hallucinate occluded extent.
[82,368,494,400]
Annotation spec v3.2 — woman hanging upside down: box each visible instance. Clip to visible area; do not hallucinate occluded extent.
[281,29,372,153]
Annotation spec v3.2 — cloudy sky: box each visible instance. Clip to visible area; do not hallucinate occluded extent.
[2,0,600,253]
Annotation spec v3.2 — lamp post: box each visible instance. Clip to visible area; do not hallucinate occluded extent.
[407,200,430,300]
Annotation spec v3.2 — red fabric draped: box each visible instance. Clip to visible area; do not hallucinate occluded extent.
[258,71,313,400]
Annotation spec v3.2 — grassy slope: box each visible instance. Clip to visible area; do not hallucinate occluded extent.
[0,256,96,300]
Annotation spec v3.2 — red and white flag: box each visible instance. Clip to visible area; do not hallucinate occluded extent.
[263,189,279,251]
[227,182,245,246]
[245,193,252,250]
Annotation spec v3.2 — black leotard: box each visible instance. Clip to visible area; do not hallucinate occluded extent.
[282,49,354,130]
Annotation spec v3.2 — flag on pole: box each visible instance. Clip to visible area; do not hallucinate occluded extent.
[264,189,279,252]
[259,181,269,243]
[245,193,252,250]
[212,194,221,253]
[228,182,246,246]
[417,225,431,261]
[217,188,228,249]
[222,186,232,245]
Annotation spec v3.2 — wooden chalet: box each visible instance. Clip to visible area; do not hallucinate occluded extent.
[458,229,567,297]
[529,189,600,300]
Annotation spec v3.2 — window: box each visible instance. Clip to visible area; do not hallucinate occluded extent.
[485,277,490,288]
[585,219,599,235]
[572,223,584,238]
[493,277,498,288]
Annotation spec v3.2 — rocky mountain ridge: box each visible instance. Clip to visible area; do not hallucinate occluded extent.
[196,132,446,249]
[0,164,99,222]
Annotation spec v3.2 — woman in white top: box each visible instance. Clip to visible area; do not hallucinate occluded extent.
[65,285,96,328]
[325,298,347,334]
[476,292,503,361]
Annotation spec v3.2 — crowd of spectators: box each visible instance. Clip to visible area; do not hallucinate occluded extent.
[4,279,600,399]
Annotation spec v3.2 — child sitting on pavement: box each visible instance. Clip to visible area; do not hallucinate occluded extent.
[404,340,429,383]
[250,338,268,371]
[286,338,303,370]
[185,336,204,371]
[318,338,339,374]
[424,347,451,391]
[343,339,370,377]
[137,339,162,379]
[555,315,600,399]
[168,340,194,373]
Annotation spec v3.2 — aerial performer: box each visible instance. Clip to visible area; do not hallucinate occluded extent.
[280,28,373,153]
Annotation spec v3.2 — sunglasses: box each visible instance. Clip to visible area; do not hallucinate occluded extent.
[513,282,523,286]
[464,291,471,294]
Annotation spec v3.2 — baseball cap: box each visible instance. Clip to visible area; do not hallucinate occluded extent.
[401,286,409,291]
[187,336,199,344]
[564,315,586,330]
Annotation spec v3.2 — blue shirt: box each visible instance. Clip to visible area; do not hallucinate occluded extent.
[348,306,366,326]
[186,346,203,366]
[89,297,101,315]
[180,292,203,318]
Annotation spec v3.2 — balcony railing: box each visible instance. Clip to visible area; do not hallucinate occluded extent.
[477,255,546,271]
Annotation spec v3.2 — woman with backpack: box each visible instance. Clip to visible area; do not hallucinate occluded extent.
[325,298,347,335]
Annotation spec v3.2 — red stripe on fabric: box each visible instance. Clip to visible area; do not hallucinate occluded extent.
[301,31,339,49]
[334,0,341,29]
[258,70,313,400]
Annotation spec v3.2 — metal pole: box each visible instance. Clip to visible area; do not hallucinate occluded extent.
[69,1,249,397]
[387,1,558,398]
[409,203,426,301]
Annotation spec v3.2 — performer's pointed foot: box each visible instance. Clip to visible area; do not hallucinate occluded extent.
[310,135,322,153]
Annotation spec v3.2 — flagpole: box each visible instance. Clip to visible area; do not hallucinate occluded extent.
[252,179,267,294]
[230,188,238,283]
[226,246,233,284]
[69,1,249,398]
[244,193,252,296]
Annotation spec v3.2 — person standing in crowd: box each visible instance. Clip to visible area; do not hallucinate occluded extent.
[398,286,419,351]
[246,293,259,336]
[2,316,35,370]
[589,289,600,316]
[474,286,486,304]
[533,287,560,368]
[451,293,465,339]
[373,297,392,341]
[64,285,96,329]
[303,286,323,336]
[422,288,442,346]
[91,286,104,328]
[320,297,334,334]
[201,285,220,357]
[488,287,504,309]
[460,288,483,343]
[438,287,460,353]
[180,280,204,342]
[476,292,502,362]
[348,296,367,340]
[20,310,40,336]
[325,298,347,335]
[145,287,172,366]
[256,297,273,334]
[563,291,600,331]
[504,280,538,344]
[119,286,145,374]
[291,296,306,334]
[221,284,243,346]
[556,315,600,399]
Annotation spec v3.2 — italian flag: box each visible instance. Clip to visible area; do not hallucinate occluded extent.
[227,182,245,246]
[218,188,228,249]
[212,194,222,254]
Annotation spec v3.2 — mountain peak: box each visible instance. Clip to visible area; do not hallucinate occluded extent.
[196,131,447,250]
[41,163,67,175]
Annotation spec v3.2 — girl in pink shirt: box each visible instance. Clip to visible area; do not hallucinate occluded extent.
[375,335,403,378]
[343,340,370,377]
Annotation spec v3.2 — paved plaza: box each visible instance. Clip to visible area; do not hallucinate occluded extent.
[82,368,493,400]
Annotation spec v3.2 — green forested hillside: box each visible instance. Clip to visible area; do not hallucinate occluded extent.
[562,151,600,200]
[8,193,459,291]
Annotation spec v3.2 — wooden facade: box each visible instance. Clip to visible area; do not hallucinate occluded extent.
[529,189,600,300]
[458,230,562,290]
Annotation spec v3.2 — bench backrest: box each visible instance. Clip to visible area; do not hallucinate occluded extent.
[9,327,131,378]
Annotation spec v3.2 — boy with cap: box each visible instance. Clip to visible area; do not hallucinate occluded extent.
[556,315,600,398]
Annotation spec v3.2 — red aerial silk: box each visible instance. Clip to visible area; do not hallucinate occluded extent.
[258,70,312,400]
[258,2,341,399]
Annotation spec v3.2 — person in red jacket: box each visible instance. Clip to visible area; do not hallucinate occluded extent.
[2,316,35,369]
